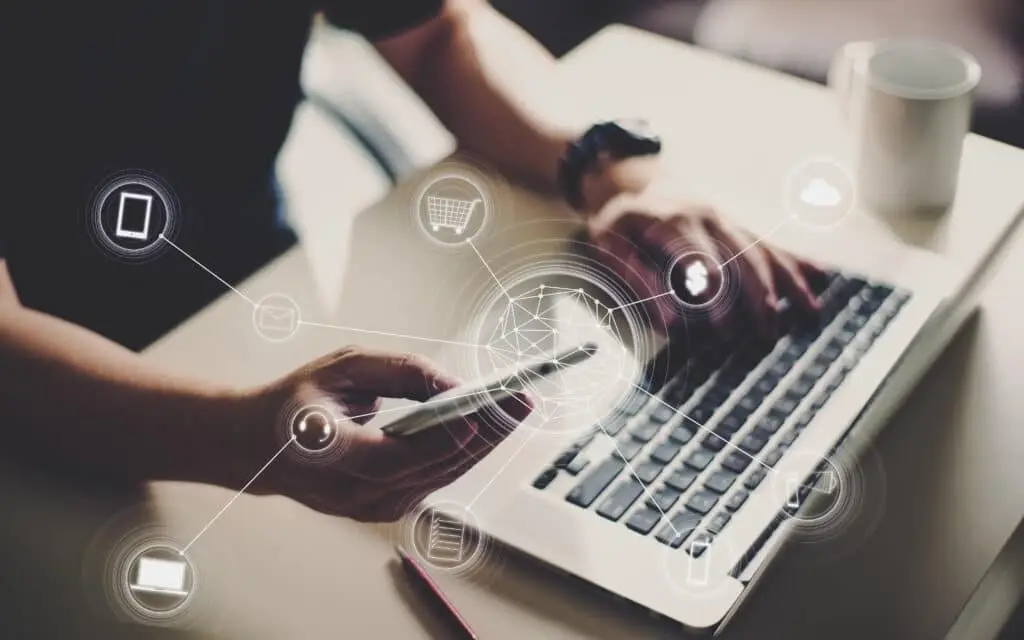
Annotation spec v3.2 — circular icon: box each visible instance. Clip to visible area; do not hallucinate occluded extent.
[416,175,489,245]
[784,159,856,229]
[660,524,737,599]
[666,251,726,310]
[252,293,301,342]
[90,172,179,261]
[122,543,195,619]
[291,404,338,453]
[407,500,486,574]
[769,450,845,525]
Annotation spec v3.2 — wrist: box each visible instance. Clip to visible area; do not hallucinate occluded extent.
[578,155,662,215]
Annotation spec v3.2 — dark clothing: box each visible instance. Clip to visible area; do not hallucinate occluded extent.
[3,0,440,350]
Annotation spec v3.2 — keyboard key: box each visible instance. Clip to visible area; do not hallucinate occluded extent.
[630,422,661,443]
[779,429,799,446]
[740,434,768,454]
[744,467,767,490]
[763,448,785,467]
[554,447,579,469]
[721,451,752,474]
[566,457,590,475]
[566,457,625,507]
[614,439,643,462]
[625,507,662,535]
[788,376,816,398]
[632,461,664,485]
[532,468,558,490]
[735,392,764,414]
[701,434,726,453]
[651,441,682,464]
[805,362,829,379]
[688,404,715,423]
[686,491,720,515]
[717,413,745,436]
[756,413,785,434]
[704,470,737,494]
[596,479,645,521]
[752,377,778,396]
[649,405,676,424]
[665,468,699,492]
[794,412,814,431]
[647,486,682,512]
[725,490,749,511]
[686,532,714,557]
[702,386,731,408]
[655,511,702,548]
[707,511,732,534]
[668,425,694,444]
[601,419,627,437]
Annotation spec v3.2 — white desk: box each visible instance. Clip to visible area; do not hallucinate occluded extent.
[4,26,1024,640]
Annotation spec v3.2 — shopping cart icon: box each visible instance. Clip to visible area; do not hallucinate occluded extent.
[426,195,480,235]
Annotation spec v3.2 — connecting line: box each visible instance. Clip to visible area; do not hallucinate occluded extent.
[179,435,296,555]
[158,234,255,306]
[298,320,508,353]
[465,425,540,511]
[606,291,675,313]
[627,381,775,474]
[718,219,790,269]
[466,239,512,302]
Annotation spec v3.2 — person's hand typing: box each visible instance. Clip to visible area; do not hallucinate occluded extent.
[237,346,532,523]
[586,188,826,342]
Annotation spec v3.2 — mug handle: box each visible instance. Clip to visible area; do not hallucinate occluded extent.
[827,41,875,124]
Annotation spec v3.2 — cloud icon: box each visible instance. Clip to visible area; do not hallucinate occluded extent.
[799,178,842,207]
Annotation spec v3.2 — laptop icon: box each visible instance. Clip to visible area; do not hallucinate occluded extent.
[130,556,190,596]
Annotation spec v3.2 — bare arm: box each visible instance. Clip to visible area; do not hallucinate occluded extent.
[0,260,248,487]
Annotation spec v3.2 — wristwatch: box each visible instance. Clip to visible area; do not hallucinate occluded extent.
[557,119,662,210]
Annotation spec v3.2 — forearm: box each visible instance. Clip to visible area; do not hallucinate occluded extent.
[0,304,249,488]
[380,0,576,192]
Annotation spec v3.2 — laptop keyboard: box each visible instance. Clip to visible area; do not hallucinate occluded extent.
[532,271,911,553]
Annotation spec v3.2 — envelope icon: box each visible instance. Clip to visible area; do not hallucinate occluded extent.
[258,305,297,334]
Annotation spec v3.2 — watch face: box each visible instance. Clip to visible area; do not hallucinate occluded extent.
[607,119,661,155]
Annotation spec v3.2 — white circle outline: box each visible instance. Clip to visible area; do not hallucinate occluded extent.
[120,542,196,620]
[665,250,727,311]
[251,292,302,343]
[91,173,179,259]
[289,404,340,454]
[407,499,488,575]
[769,451,846,525]
[413,173,492,247]
[783,158,857,231]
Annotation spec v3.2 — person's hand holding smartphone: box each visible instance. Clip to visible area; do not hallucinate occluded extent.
[237,346,534,523]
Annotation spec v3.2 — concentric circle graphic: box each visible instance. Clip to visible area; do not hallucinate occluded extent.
[768,449,847,527]
[666,250,726,311]
[784,158,856,230]
[402,499,491,577]
[88,170,181,262]
[290,403,340,453]
[276,397,353,466]
[101,528,199,626]
[252,293,301,342]
[660,525,738,600]
[457,239,651,438]
[411,161,496,247]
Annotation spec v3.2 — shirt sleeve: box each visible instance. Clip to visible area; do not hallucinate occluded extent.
[321,0,444,40]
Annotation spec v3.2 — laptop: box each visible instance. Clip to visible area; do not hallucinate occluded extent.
[431,223,967,633]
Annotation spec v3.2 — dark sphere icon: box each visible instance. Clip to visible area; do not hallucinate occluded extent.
[291,405,338,452]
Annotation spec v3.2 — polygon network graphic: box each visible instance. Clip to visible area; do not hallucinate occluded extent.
[479,283,637,432]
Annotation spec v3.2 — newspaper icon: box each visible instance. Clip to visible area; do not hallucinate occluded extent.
[427,510,466,564]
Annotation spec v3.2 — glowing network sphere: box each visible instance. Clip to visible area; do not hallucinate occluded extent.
[482,284,635,428]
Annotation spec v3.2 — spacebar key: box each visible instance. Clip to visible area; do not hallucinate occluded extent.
[567,457,626,508]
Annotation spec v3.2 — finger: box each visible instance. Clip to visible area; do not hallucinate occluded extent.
[340,417,479,483]
[338,393,382,425]
[707,220,779,341]
[591,228,676,332]
[320,348,459,402]
[768,248,821,316]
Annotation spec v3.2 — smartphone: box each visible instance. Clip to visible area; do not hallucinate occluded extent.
[379,342,599,437]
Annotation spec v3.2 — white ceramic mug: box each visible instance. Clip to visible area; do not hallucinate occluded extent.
[828,39,981,216]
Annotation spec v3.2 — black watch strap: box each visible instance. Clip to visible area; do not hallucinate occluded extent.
[558,119,662,210]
